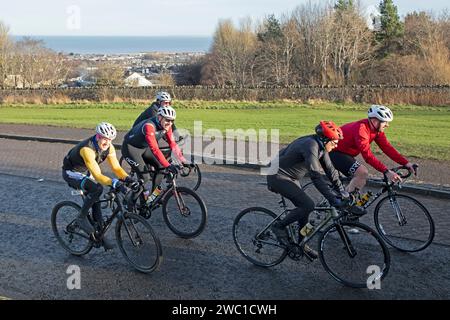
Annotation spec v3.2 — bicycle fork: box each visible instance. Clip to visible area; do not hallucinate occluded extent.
[389,196,407,226]
[121,215,143,247]
[171,187,190,217]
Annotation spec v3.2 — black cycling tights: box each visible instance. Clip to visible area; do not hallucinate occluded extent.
[121,142,166,190]
[63,170,103,222]
[267,174,315,229]
[80,179,103,222]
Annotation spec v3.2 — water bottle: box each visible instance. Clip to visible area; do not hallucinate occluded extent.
[300,222,314,237]
[356,191,373,206]
[146,186,162,205]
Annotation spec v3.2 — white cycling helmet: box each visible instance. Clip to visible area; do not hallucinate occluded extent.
[156,91,172,102]
[158,106,176,120]
[368,105,393,122]
[96,122,117,140]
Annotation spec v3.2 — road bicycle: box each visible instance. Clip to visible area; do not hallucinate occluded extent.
[302,165,435,252]
[126,169,208,239]
[51,185,162,273]
[233,196,390,288]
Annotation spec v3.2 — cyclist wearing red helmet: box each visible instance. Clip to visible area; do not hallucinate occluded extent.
[266,121,351,260]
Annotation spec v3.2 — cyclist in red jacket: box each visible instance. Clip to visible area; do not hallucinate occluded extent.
[330,105,417,193]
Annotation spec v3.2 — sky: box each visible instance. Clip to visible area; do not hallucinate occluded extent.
[1,0,449,36]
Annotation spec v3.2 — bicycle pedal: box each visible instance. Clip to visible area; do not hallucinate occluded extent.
[287,245,303,261]
[92,240,102,249]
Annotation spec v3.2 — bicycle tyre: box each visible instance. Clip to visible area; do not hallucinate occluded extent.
[177,164,202,191]
[233,207,288,268]
[51,201,93,256]
[115,212,162,273]
[374,194,435,252]
[319,221,390,288]
[161,186,207,238]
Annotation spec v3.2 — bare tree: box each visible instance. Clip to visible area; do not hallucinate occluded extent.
[13,38,48,88]
[290,1,332,84]
[328,2,375,84]
[255,14,298,86]
[92,61,124,86]
[0,21,14,88]
[201,18,258,87]
[155,71,175,87]
[405,11,450,84]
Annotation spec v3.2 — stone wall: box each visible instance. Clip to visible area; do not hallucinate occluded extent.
[0,85,448,106]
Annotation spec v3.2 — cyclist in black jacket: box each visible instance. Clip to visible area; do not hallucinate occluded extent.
[132,91,180,155]
[132,91,172,127]
[267,121,353,259]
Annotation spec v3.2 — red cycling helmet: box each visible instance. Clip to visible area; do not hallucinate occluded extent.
[315,120,344,141]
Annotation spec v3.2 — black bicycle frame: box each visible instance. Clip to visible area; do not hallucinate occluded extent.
[360,179,397,210]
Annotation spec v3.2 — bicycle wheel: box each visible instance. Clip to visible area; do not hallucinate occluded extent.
[115,212,162,273]
[162,186,207,238]
[319,221,390,288]
[233,207,288,268]
[177,164,202,191]
[51,201,93,256]
[374,194,435,252]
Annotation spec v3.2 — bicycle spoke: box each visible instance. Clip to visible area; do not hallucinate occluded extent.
[233,207,287,267]
[375,194,435,252]
[162,187,207,238]
[51,201,93,256]
[319,222,390,288]
[116,214,162,273]
[123,219,143,247]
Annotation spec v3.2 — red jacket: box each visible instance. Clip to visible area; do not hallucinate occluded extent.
[334,119,408,173]
[143,124,186,167]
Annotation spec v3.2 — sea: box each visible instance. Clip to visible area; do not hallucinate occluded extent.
[13,35,213,54]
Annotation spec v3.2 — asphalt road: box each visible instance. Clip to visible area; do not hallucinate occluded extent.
[0,137,449,299]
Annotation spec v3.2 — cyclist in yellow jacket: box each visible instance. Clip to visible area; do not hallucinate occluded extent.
[62,122,137,250]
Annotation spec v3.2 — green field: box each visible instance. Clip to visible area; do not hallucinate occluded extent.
[1,101,449,160]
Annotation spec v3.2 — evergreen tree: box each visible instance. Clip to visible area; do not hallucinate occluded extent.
[257,15,283,43]
[377,0,404,43]
[334,0,354,11]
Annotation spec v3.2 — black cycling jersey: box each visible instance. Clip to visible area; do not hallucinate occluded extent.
[62,136,110,173]
[125,117,166,149]
[270,135,344,203]
[132,102,159,127]
[132,102,178,133]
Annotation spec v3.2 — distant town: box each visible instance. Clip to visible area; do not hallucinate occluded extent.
[62,51,205,88]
